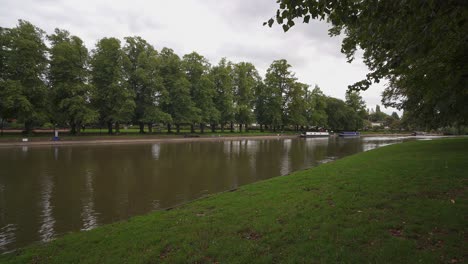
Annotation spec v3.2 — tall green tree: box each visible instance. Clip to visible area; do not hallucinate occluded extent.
[369,105,389,122]
[0,20,48,133]
[264,59,297,130]
[123,36,170,133]
[159,48,197,133]
[345,91,367,129]
[91,37,134,134]
[268,0,468,128]
[325,97,361,131]
[48,29,96,134]
[253,81,268,132]
[211,58,235,132]
[287,82,308,131]
[233,62,259,132]
[305,85,328,128]
[182,52,218,133]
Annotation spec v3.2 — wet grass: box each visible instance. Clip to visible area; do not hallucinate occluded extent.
[2,138,467,263]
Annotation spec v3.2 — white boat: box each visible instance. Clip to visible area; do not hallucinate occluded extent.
[300,131,330,138]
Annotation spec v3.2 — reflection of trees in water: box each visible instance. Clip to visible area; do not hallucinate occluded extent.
[151,144,160,160]
[38,172,55,242]
[81,170,97,231]
[280,139,292,175]
[0,181,17,251]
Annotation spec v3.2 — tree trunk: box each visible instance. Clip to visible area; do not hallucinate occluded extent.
[211,123,216,133]
[24,120,33,135]
[239,123,243,133]
[176,124,180,134]
[115,122,120,134]
[245,124,249,132]
[0,118,3,136]
[190,124,195,133]
[167,124,172,133]
[230,121,234,132]
[139,122,145,133]
[260,124,264,132]
[70,122,77,135]
[107,121,113,134]
[221,123,225,132]
[148,123,153,133]
[200,123,204,133]
[76,121,82,135]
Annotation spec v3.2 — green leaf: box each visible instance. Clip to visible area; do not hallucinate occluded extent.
[268,18,274,27]
[303,15,311,23]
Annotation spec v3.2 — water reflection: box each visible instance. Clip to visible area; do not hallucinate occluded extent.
[81,171,98,231]
[151,144,160,160]
[0,136,418,252]
[0,224,16,252]
[38,172,55,242]
[280,139,292,175]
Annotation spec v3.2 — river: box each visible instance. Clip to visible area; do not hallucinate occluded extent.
[0,136,418,252]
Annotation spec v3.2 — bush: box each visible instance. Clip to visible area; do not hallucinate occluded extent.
[41,122,54,129]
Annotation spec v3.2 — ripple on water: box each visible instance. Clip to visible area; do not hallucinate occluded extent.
[0,224,17,252]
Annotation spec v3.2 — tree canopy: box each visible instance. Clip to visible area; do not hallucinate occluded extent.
[1,19,383,134]
[267,0,468,128]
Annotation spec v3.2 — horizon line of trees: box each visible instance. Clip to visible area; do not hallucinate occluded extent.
[1,20,378,135]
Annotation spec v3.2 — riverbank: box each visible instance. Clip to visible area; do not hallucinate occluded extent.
[0,134,298,147]
[2,138,466,263]
[0,132,420,147]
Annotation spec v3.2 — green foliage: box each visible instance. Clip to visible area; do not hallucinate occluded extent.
[286,82,308,128]
[345,91,367,129]
[325,97,361,131]
[123,37,171,130]
[369,105,389,122]
[182,52,219,128]
[91,37,135,132]
[305,85,328,128]
[264,59,297,127]
[233,62,259,127]
[0,20,48,132]
[48,28,96,134]
[160,48,198,126]
[1,20,373,133]
[268,0,468,128]
[211,58,235,128]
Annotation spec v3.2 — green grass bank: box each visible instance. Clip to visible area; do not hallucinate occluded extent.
[2,138,467,263]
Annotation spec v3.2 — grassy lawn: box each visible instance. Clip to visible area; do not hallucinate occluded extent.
[2,138,466,263]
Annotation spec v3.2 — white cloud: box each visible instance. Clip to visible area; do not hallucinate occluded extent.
[0,0,400,114]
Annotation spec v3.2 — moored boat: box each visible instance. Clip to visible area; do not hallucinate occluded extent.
[300,131,330,138]
[338,131,360,137]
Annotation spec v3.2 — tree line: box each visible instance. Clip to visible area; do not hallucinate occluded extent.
[1,20,370,135]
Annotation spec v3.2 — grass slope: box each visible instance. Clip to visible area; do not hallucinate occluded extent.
[2,138,467,263]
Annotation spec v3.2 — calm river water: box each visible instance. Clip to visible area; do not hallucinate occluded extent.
[0,136,416,252]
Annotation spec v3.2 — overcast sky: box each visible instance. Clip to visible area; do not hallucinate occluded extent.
[1,0,400,114]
